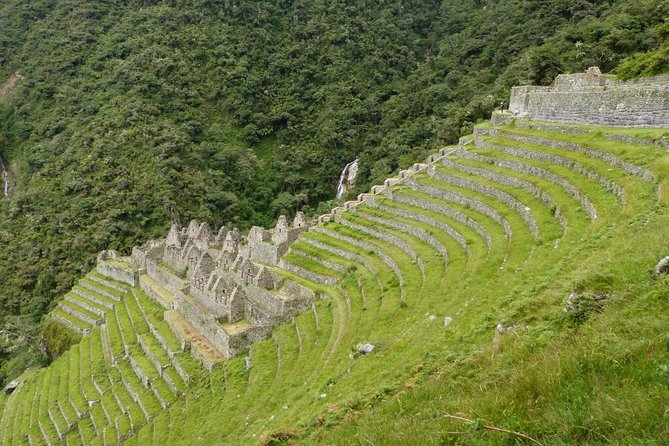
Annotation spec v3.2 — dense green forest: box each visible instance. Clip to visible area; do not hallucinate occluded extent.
[0,0,667,383]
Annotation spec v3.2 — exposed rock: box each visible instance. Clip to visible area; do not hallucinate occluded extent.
[245,355,252,371]
[655,256,669,276]
[356,343,375,354]
[428,314,437,321]
[492,322,518,348]
[0,71,23,104]
[495,323,515,336]
[564,293,580,312]
[562,292,609,324]
[336,158,360,199]
[4,380,19,395]
[444,316,453,327]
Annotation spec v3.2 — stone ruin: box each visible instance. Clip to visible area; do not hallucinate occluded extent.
[98,213,313,368]
[509,67,669,128]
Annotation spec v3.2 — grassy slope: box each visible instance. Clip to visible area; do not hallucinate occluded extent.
[302,129,669,445]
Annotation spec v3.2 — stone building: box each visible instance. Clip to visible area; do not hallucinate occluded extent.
[509,67,669,127]
[107,212,314,367]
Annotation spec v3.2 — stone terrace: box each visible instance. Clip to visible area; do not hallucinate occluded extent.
[18,71,666,444]
[509,67,669,128]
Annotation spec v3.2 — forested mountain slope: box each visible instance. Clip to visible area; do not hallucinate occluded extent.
[0,0,667,382]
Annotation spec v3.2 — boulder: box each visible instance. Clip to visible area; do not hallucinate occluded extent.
[564,293,580,312]
[356,343,375,354]
[655,256,669,276]
[4,380,19,395]
[495,323,515,336]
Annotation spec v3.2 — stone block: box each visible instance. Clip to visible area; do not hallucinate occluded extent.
[344,200,360,210]
[146,260,188,295]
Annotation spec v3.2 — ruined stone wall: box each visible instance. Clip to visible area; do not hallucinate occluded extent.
[146,259,187,294]
[509,68,669,128]
[96,251,139,286]
[247,242,282,265]
[173,290,235,356]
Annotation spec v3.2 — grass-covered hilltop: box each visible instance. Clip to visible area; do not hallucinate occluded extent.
[1,0,669,444]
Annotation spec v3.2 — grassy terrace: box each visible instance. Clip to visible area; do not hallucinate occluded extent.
[1,120,669,444]
[511,118,669,140]
[0,272,203,446]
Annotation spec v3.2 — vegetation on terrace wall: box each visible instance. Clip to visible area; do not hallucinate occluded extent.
[0,0,667,382]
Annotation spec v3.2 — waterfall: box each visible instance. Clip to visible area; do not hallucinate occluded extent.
[336,158,359,199]
[0,155,8,197]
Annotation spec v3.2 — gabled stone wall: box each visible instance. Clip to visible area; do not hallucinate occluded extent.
[122,212,315,359]
[96,251,139,286]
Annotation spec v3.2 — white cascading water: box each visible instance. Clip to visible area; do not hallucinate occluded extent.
[0,155,8,197]
[336,158,359,199]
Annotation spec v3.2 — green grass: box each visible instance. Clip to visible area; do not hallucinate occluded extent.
[114,297,138,346]
[517,119,669,140]
[108,367,147,427]
[88,270,130,290]
[282,252,344,280]
[395,185,509,253]
[124,294,150,335]
[105,259,133,270]
[104,311,127,360]
[72,285,117,308]
[416,174,535,268]
[64,293,107,316]
[116,359,162,414]
[77,416,97,445]
[478,142,622,218]
[131,289,182,353]
[67,347,87,417]
[433,163,563,241]
[59,300,101,323]
[80,277,125,300]
[0,273,207,444]
[50,308,93,332]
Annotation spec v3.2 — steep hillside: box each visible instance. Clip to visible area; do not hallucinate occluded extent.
[1,0,668,382]
[1,98,667,444]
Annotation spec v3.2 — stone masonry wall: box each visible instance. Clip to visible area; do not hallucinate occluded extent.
[97,251,138,286]
[509,67,669,128]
